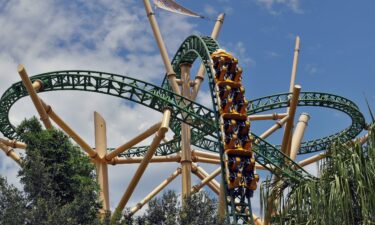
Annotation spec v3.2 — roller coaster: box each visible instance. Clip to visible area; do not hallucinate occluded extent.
[0,1,371,225]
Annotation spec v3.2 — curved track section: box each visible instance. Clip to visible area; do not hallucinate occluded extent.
[0,35,367,224]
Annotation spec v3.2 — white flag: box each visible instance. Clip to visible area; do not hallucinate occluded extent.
[153,0,204,18]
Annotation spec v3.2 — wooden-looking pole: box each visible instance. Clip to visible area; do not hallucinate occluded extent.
[191,13,225,100]
[18,65,52,129]
[191,165,220,194]
[191,167,221,193]
[130,168,182,215]
[281,85,301,154]
[142,0,180,95]
[290,113,310,160]
[113,109,171,218]
[193,156,221,164]
[248,113,288,121]
[110,155,181,165]
[257,116,290,141]
[298,152,328,167]
[289,36,301,93]
[218,178,226,219]
[105,122,161,161]
[41,100,98,159]
[180,63,193,198]
[0,138,27,149]
[192,150,220,160]
[94,112,110,216]
[0,141,22,165]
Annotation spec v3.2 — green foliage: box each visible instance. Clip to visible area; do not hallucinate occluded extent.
[1,117,102,225]
[112,190,227,225]
[261,128,375,225]
[0,177,27,225]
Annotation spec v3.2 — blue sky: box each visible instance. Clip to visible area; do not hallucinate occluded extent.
[0,0,374,217]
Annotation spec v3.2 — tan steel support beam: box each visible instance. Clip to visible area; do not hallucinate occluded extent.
[298,152,328,167]
[130,168,182,215]
[0,141,23,165]
[105,122,162,161]
[257,116,290,141]
[280,85,301,155]
[110,155,181,165]
[191,164,220,195]
[191,164,220,194]
[191,167,221,193]
[41,101,98,159]
[0,138,27,149]
[191,13,225,100]
[290,113,310,160]
[94,112,110,216]
[248,113,288,121]
[193,156,221,164]
[18,65,52,129]
[192,150,220,160]
[180,63,192,198]
[253,214,264,225]
[142,0,180,95]
[218,179,226,219]
[358,133,370,145]
[113,109,171,218]
[288,36,301,93]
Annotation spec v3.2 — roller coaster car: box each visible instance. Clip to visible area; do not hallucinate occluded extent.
[211,49,235,61]
[216,65,228,81]
[232,67,242,82]
[238,121,250,136]
[216,80,242,89]
[235,99,248,115]
[227,171,241,189]
[226,156,242,172]
[247,174,259,190]
[221,112,247,121]
[218,85,232,100]
[238,135,254,150]
[225,149,252,157]
[219,98,234,114]
[224,133,238,149]
[223,119,237,134]
[243,158,256,172]
[231,86,245,102]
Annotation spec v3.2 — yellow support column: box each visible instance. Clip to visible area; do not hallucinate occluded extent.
[281,85,301,155]
[290,113,310,160]
[191,167,221,192]
[18,65,52,129]
[142,0,180,95]
[130,168,182,215]
[0,141,23,166]
[94,112,110,216]
[105,122,161,161]
[180,63,192,198]
[191,13,225,100]
[40,100,98,159]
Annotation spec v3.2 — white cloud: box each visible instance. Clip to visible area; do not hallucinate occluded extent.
[305,63,319,75]
[255,0,303,14]
[0,0,203,213]
[204,4,218,17]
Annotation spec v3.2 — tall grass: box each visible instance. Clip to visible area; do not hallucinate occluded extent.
[261,129,375,225]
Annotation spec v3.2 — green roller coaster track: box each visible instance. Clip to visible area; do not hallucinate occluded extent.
[0,35,368,224]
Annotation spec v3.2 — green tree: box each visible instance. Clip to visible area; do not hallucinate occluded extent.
[16,117,101,225]
[0,176,27,225]
[261,128,375,225]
